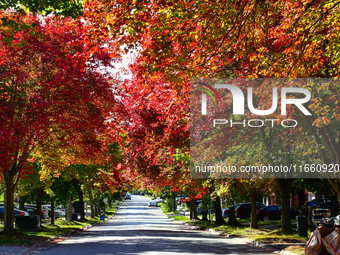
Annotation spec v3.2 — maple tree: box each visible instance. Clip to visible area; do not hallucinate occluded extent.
[0,13,118,230]
[117,77,214,216]
[118,78,190,187]
[84,0,340,230]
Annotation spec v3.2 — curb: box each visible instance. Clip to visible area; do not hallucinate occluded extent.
[185,223,306,255]
[159,207,305,255]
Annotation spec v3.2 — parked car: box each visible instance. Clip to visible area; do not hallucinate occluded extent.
[235,202,266,219]
[41,205,51,218]
[148,200,159,207]
[43,205,63,218]
[197,201,214,215]
[221,203,242,218]
[24,205,49,219]
[24,206,39,216]
[25,204,53,219]
[58,205,76,217]
[0,206,29,220]
[125,194,132,200]
[300,199,318,215]
[312,200,339,227]
[221,208,229,218]
[256,205,300,221]
[57,205,66,216]
[140,192,144,196]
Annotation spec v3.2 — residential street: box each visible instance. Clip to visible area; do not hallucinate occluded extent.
[36,195,270,255]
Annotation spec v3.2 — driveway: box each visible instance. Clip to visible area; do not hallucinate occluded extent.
[36,195,270,254]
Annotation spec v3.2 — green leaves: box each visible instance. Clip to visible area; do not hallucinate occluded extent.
[0,0,83,18]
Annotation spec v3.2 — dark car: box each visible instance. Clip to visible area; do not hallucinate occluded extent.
[312,200,339,227]
[256,205,300,221]
[300,199,318,215]
[24,206,39,216]
[221,203,242,218]
[221,208,228,218]
[235,202,266,219]
[0,206,29,220]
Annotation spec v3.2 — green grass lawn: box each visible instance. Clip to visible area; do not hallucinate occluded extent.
[237,218,297,226]
[0,203,121,246]
[166,215,310,243]
[169,215,190,221]
[105,202,120,217]
[185,220,311,243]
[0,217,101,246]
[159,203,179,215]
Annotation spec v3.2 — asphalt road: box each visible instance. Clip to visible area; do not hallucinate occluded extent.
[37,195,271,255]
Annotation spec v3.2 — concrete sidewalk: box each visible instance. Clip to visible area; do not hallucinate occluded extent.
[165,211,306,255]
[246,240,306,254]
[201,227,306,255]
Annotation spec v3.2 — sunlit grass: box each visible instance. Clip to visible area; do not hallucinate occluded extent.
[169,215,190,221]
[0,204,121,246]
[159,203,178,215]
[186,219,310,243]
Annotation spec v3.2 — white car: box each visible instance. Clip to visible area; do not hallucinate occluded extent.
[156,197,163,203]
[149,200,158,207]
[43,205,64,218]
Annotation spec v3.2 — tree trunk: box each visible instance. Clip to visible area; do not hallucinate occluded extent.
[213,195,225,225]
[36,188,42,219]
[202,209,208,221]
[277,179,292,231]
[201,194,209,221]
[190,200,193,219]
[302,115,340,218]
[67,195,72,221]
[88,186,95,218]
[297,188,305,209]
[79,189,85,220]
[227,206,241,226]
[190,199,198,220]
[51,197,55,225]
[250,187,258,229]
[193,199,198,219]
[4,173,15,230]
[3,150,28,231]
[94,196,98,216]
[18,196,26,211]
[4,170,20,231]
[95,194,100,216]
[172,191,177,213]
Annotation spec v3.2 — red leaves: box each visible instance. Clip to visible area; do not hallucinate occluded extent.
[0,14,118,177]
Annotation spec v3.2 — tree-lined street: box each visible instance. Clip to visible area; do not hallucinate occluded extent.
[37,196,269,255]
[2,1,340,253]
